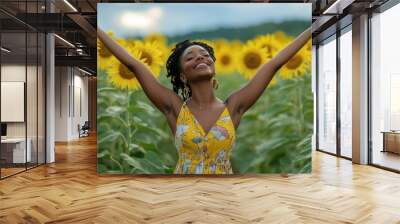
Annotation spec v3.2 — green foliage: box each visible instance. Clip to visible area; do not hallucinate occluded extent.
[222,74,313,173]
[166,20,310,44]
[97,68,313,174]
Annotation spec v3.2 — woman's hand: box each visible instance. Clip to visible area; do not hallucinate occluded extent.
[268,27,312,70]
[97,27,182,120]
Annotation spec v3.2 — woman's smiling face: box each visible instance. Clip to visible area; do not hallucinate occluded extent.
[179,45,215,83]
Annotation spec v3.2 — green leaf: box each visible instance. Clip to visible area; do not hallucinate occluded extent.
[97,150,109,158]
[97,163,109,173]
[135,101,155,113]
[129,143,146,153]
[97,114,128,129]
[98,131,128,146]
[97,87,118,93]
[106,106,126,116]
[121,153,148,173]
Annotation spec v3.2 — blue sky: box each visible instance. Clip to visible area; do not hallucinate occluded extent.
[98,3,311,38]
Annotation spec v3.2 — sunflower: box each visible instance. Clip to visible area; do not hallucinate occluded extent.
[106,48,145,90]
[305,39,312,54]
[254,34,282,58]
[230,40,243,51]
[97,31,114,57]
[97,40,113,71]
[133,41,163,77]
[213,39,229,51]
[269,76,278,86]
[163,44,175,64]
[196,39,216,50]
[144,33,169,63]
[144,33,167,46]
[125,38,141,48]
[304,39,312,71]
[160,45,172,65]
[273,31,293,46]
[279,47,310,80]
[97,33,129,71]
[215,44,237,75]
[237,41,269,80]
[97,38,112,58]
[97,32,115,71]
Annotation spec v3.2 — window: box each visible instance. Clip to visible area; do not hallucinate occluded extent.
[339,27,352,158]
[0,2,46,179]
[317,35,337,154]
[370,3,400,171]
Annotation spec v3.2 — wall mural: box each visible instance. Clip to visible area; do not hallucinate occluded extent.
[97,3,313,174]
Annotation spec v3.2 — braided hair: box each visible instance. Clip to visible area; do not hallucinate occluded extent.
[166,40,216,101]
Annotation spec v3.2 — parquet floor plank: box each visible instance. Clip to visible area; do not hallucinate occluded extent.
[0,135,399,223]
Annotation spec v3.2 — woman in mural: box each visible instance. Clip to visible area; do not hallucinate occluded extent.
[97,26,312,175]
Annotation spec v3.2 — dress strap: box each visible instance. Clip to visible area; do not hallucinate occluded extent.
[179,100,189,116]
[183,98,190,106]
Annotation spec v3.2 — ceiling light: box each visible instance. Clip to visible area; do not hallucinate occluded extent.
[323,0,341,14]
[323,0,354,15]
[63,0,78,12]
[76,48,85,55]
[1,47,11,53]
[54,34,75,48]
[78,67,92,76]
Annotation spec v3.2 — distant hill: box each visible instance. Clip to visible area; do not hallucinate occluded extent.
[165,20,310,44]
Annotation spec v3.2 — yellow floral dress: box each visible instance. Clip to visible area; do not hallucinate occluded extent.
[174,101,236,174]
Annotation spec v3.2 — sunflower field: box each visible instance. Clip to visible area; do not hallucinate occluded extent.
[97,26,313,174]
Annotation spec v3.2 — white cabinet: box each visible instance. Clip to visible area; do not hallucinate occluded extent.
[1,138,32,163]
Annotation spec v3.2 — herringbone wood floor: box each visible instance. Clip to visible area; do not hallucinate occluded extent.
[1,135,400,224]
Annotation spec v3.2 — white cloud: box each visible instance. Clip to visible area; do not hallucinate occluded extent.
[120,7,163,34]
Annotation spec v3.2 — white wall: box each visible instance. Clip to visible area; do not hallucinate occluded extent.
[72,73,89,138]
[1,65,26,81]
[55,66,69,141]
[55,67,89,141]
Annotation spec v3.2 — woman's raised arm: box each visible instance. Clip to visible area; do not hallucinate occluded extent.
[98,28,182,115]
[226,27,312,126]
